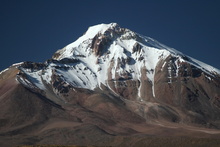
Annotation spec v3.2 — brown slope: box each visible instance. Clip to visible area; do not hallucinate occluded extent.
[0,66,143,146]
[1,66,220,147]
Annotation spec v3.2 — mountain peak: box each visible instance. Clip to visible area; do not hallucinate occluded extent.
[84,22,121,39]
[14,23,220,94]
[52,23,220,75]
[2,23,220,146]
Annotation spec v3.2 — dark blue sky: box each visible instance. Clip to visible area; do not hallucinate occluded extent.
[1,0,220,71]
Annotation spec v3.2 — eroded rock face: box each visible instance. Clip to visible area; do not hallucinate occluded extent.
[153,56,220,127]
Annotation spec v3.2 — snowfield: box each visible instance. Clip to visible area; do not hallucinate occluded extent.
[17,23,220,96]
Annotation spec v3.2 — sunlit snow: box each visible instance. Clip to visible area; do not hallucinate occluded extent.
[18,23,220,97]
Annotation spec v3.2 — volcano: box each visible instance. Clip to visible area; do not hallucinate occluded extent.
[1,23,220,146]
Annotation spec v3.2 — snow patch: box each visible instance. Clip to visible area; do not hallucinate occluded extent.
[189,57,220,75]
[0,68,9,75]
[12,62,24,67]
[161,61,167,71]
[41,67,53,84]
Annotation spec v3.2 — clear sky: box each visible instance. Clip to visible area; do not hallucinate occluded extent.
[0,0,220,71]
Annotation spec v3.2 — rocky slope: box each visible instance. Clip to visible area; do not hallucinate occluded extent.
[1,23,220,146]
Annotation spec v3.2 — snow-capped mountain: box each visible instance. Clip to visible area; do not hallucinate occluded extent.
[1,23,220,146]
[16,23,220,98]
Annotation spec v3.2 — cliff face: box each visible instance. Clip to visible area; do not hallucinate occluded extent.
[1,23,220,146]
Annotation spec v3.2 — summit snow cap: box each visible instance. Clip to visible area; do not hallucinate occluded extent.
[53,23,173,60]
[17,23,220,97]
[53,23,220,74]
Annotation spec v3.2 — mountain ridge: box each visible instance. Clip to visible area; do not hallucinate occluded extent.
[14,23,220,99]
[1,23,220,146]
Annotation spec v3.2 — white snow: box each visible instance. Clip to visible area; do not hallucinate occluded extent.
[58,23,118,60]
[17,23,220,98]
[49,23,172,97]
[12,62,24,67]
[189,57,220,75]
[205,75,212,81]
[0,68,9,75]
[56,63,98,89]
[0,62,24,75]
[161,61,167,71]
[26,70,46,90]
[41,67,53,84]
